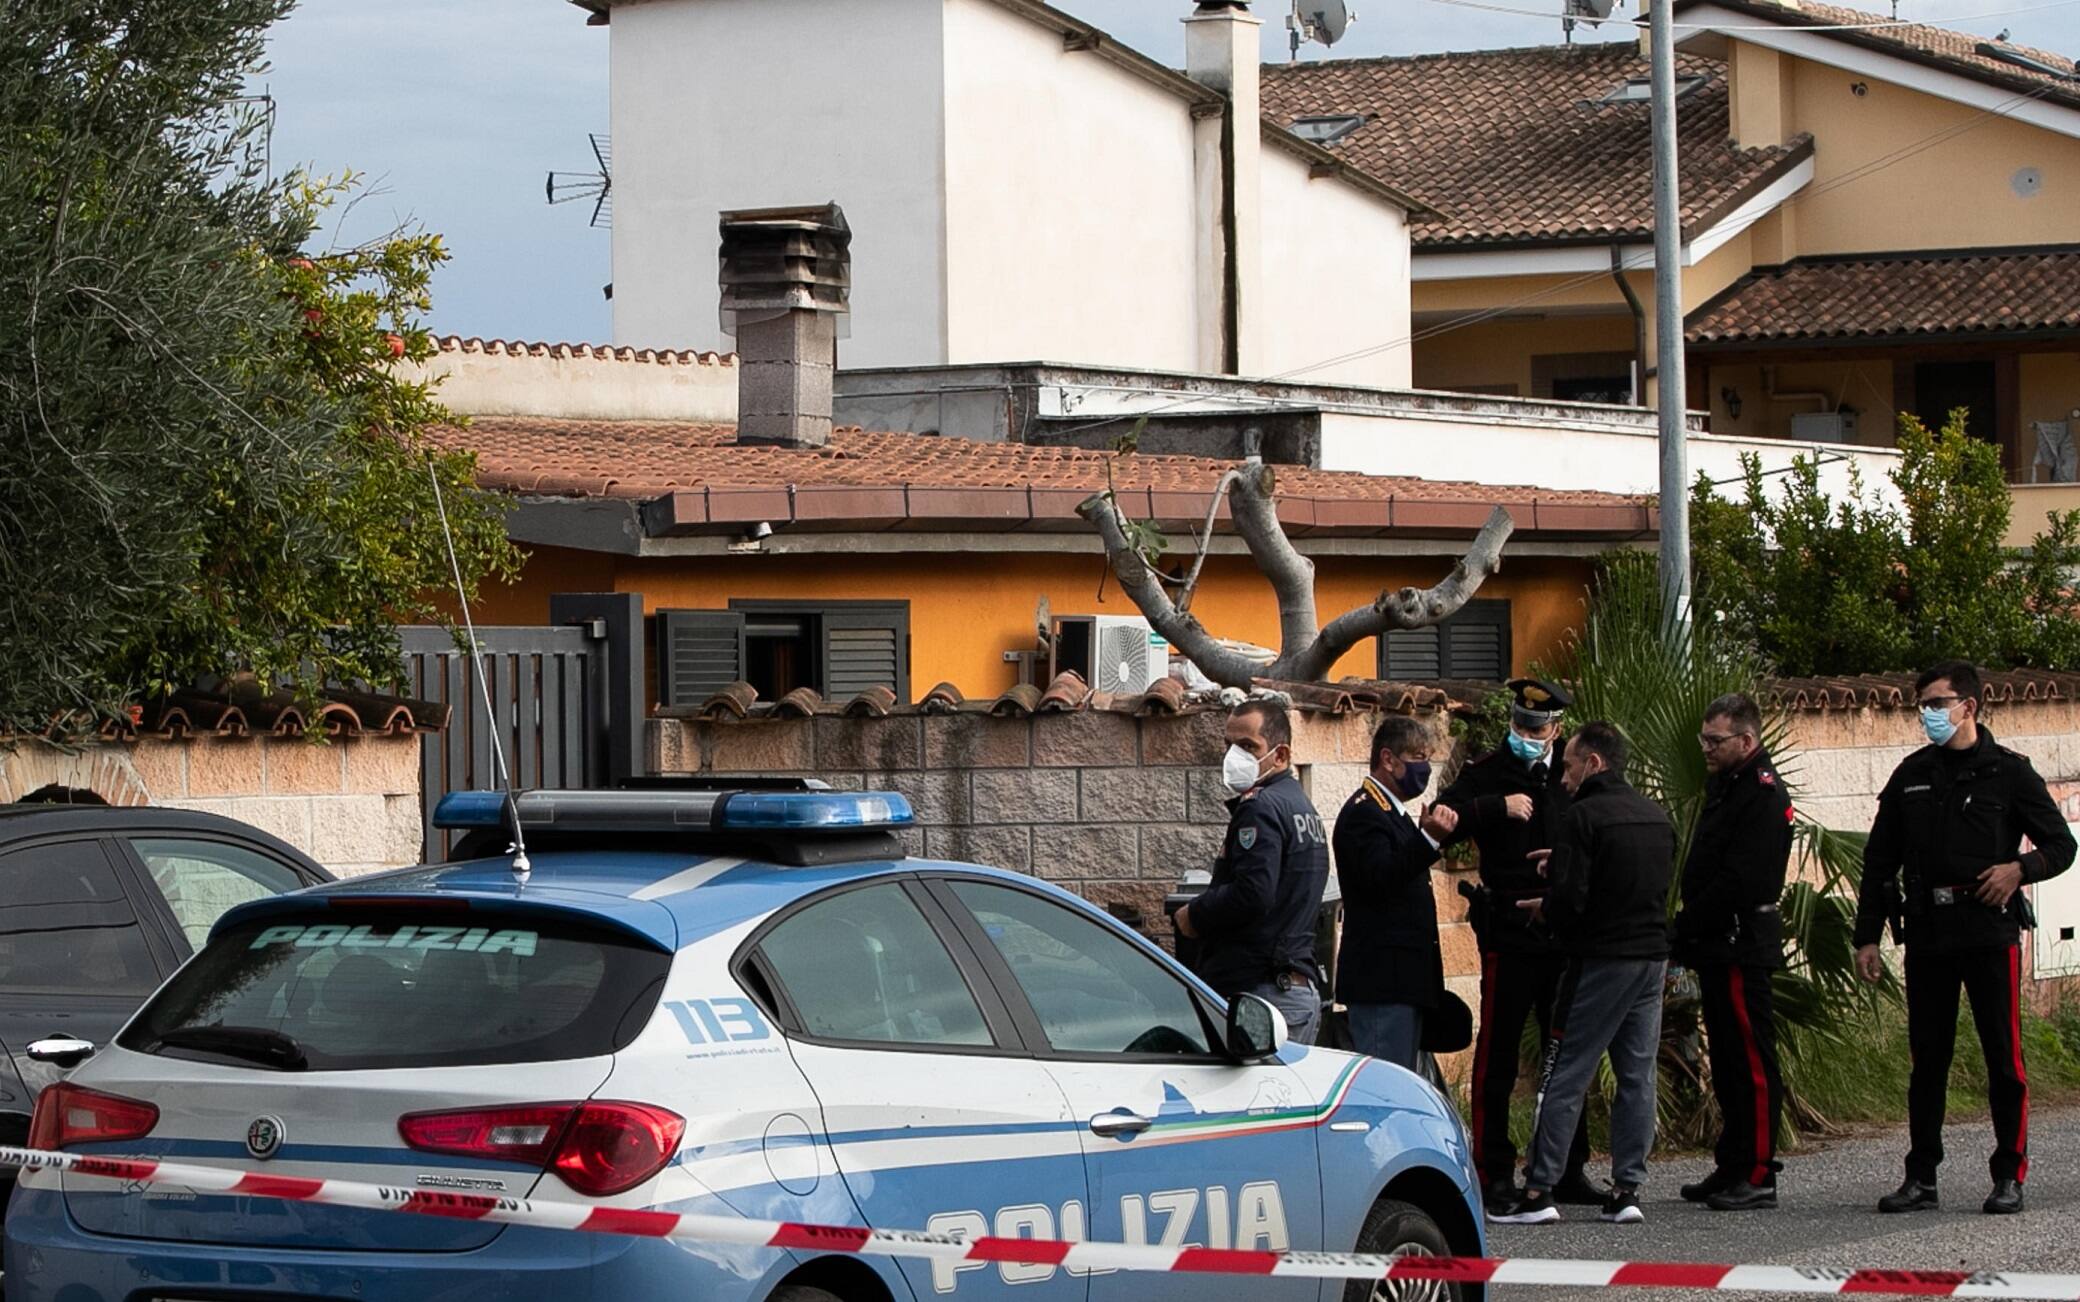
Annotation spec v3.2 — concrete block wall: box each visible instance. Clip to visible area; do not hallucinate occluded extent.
[0,735,426,877]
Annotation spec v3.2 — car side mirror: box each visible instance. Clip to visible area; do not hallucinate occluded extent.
[1224,994,1287,1060]
[26,1036,96,1069]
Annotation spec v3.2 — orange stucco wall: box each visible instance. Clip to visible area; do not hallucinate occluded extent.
[472,545,1603,698]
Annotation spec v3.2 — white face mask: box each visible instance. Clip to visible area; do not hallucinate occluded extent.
[1222,743,1264,794]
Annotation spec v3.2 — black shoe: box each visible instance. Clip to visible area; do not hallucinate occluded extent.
[1551,1170,1613,1205]
[1483,1178,1522,1215]
[1681,1170,1737,1203]
[1706,1181,1778,1211]
[1489,1189,1560,1225]
[1984,1180,2024,1215]
[1878,1178,1938,1213]
[1601,1186,1645,1224]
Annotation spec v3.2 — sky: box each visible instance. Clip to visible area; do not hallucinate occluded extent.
[254,0,2076,345]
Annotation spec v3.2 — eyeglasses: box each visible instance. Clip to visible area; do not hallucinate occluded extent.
[1918,695,1964,710]
[1697,732,1739,749]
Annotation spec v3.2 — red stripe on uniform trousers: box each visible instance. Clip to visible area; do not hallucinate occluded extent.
[1172,1247,1282,1275]
[232,1173,324,1201]
[1389,1257,1501,1283]
[1842,1271,1973,1294]
[968,1237,1075,1265]
[2010,943,2030,1181]
[397,1191,499,1220]
[770,1223,873,1252]
[1470,951,1498,1171]
[581,1206,684,1237]
[70,1157,159,1182]
[1727,966,1774,1185]
[1612,1263,1736,1288]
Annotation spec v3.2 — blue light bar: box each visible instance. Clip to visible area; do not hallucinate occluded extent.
[432,791,512,830]
[717,792,915,830]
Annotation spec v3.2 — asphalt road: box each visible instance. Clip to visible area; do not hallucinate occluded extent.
[1485,1105,2080,1301]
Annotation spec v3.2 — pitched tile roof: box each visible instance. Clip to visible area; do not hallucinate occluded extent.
[1261,43,1812,248]
[1678,0,2080,111]
[1687,247,2080,345]
[428,418,1655,537]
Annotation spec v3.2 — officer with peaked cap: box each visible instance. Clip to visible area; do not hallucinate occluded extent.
[1436,677,1602,1212]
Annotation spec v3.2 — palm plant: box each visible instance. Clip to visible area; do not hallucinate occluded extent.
[1547,552,1897,1142]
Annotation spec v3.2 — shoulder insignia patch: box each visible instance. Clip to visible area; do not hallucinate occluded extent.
[1238,827,1257,850]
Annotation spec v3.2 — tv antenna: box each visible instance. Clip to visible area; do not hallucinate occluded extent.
[546,132,612,229]
[1287,0,1354,61]
[1562,0,1618,41]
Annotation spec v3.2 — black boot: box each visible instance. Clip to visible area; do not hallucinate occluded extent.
[1550,1169,1612,1205]
[1705,1180,1778,1211]
[1680,1170,1736,1203]
[1984,1180,2024,1215]
[1878,1178,1938,1213]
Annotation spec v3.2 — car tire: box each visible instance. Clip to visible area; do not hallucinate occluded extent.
[1342,1197,1462,1302]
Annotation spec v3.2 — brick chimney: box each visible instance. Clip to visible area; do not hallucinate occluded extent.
[718,203,852,448]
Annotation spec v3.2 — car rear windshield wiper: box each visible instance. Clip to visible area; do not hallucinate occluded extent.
[150,1025,309,1071]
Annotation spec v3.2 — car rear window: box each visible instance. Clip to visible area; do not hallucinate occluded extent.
[120,908,671,1071]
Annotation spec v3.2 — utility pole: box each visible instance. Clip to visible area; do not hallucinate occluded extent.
[1649,0,1691,621]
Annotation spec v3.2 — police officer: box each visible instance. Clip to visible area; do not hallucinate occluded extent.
[1334,714,1461,1069]
[1855,661,2076,1216]
[1437,678,1598,1211]
[1673,692,1793,1212]
[1174,699,1331,1044]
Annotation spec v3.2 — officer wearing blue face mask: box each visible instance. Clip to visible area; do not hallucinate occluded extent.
[1854,660,2075,1217]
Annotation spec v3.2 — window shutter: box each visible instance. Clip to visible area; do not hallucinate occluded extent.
[655,610,746,707]
[1381,627,1442,680]
[1377,600,1511,681]
[821,605,910,702]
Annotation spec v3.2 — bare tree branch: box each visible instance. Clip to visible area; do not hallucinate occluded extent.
[1176,467,1242,613]
[1228,462,1319,655]
[1077,492,1268,687]
[1294,505,1516,681]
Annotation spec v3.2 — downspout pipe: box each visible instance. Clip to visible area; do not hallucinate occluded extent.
[1611,246,1648,407]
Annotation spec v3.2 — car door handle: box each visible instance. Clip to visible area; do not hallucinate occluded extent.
[26,1035,96,1067]
[1089,1111,1153,1137]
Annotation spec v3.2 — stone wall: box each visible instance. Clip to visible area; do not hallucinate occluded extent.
[0,735,425,877]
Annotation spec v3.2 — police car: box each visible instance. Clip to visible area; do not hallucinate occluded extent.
[6,784,1482,1302]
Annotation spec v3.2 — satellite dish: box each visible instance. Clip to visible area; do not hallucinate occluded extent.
[1287,0,1354,59]
[1567,0,1618,20]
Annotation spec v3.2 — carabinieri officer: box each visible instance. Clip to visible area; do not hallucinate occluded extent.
[1855,660,2076,1216]
[1436,678,1599,1211]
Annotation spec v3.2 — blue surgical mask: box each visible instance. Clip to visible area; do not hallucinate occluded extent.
[1921,704,1959,746]
[1507,731,1549,765]
[1397,760,1433,799]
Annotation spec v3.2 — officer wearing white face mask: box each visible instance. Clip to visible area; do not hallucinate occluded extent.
[1172,699,1330,1043]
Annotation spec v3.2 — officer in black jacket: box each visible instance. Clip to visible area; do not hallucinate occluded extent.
[1175,699,1331,1044]
[1673,692,1794,1212]
[1436,679,1596,1209]
[1333,714,1460,1069]
[1854,661,2077,1216]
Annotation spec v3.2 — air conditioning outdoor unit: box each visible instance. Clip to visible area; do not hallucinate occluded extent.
[1052,615,1164,693]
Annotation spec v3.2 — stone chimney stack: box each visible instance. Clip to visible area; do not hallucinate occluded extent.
[719,203,852,448]
[1184,1,1264,376]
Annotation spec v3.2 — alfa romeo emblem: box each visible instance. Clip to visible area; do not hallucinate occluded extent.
[245,1115,285,1161]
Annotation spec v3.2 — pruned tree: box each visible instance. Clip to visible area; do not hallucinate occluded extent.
[1078,460,1515,688]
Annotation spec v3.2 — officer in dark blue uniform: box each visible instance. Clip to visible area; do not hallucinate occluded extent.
[1436,678,1599,1210]
[1174,699,1331,1044]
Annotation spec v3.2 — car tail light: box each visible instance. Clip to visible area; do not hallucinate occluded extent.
[28,1083,159,1150]
[399,1101,684,1197]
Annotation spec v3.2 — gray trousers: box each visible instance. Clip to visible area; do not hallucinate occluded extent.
[1526,957,1666,1191]
[1244,979,1320,1046]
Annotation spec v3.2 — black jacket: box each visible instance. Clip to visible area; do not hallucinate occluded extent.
[1190,768,1331,998]
[1854,727,2077,953]
[1544,771,1676,960]
[1331,776,1444,1008]
[1674,747,1795,968]
[1436,744,1570,954]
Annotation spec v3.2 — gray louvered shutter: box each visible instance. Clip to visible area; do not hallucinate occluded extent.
[1381,627,1442,679]
[656,610,746,707]
[821,605,910,701]
[1378,600,1511,680]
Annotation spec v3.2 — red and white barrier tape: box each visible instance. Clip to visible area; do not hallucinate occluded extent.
[0,1145,2062,1297]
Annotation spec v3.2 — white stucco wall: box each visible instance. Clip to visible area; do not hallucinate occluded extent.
[401,341,739,421]
[1257,145,1412,389]
[608,0,950,368]
[939,0,1203,370]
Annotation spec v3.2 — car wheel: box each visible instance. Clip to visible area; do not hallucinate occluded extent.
[1342,1197,1461,1302]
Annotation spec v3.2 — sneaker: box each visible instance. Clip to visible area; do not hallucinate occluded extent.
[1551,1169,1613,1205]
[1489,1189,1560,1224]
[1600,1186,1645,1224]
[1877,1178,1938,1214]
[1680,1169,1736,1203]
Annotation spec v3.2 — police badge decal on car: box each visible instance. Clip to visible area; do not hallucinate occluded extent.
[245,1115,286,1161]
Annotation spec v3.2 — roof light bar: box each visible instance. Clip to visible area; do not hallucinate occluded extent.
[431,788,915,835]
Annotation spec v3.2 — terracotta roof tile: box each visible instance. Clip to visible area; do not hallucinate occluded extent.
[1688,247,2080,345]
[1261,44,1809,247]
[433,336,736,367]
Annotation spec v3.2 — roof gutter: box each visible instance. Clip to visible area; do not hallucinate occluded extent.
[1612,245,1650,396]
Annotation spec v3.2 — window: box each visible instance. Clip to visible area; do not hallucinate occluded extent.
[949,881,1216,1058]
[1289,114,1366,145]
[656,600,910,706]
[1378,598,1511,681]
[0,840,159,994]
[123,907,671,1071]
[759,883,991,1047]
[131,838,308,949]
[1597,75,1705,103]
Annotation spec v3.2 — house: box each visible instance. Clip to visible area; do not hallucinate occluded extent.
[1261,0,2080,489]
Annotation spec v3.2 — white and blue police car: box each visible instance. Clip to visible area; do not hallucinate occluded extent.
[6,784,1482,1302]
